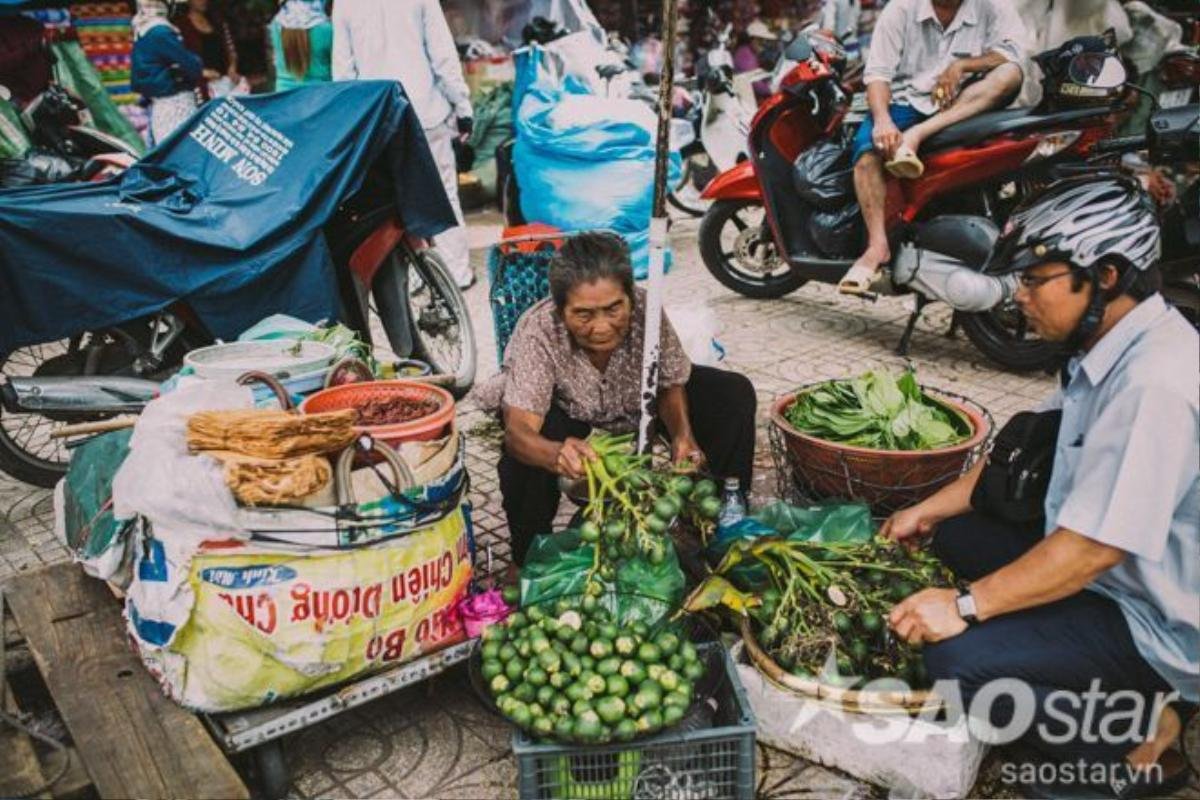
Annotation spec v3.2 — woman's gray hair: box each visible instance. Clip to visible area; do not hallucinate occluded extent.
[548,231,635,309]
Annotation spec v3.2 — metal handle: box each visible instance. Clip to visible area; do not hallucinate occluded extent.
[237,371,294,411]
[324,357,374,388]
[1092,134,1146,154]
[335,436,416,506]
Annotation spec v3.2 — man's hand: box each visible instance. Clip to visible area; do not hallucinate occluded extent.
[553,437,595,480]
[933,60,966,109]
[872,115,903,158]
[879,503,940,545]
[670,435,706,472]
[202,68,221,81]
[889,587,967,645]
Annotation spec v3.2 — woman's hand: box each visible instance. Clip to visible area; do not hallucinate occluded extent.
[879,502,941,545]
[889,587,966,645]
[553,437,595,480]
[670,435,706,472]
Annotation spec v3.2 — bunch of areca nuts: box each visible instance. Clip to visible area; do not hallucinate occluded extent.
[574,432,722,586]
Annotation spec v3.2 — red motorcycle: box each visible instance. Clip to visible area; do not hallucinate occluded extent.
[698,30,1126,368]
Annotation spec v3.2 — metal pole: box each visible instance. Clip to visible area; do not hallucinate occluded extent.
[636,0,678,454]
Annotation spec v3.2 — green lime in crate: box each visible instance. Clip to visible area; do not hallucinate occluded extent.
[511,643,756,800]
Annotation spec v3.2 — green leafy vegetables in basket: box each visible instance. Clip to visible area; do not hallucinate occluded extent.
[785,369,970,450]
[684,536,952,687]
[299,324,379,374]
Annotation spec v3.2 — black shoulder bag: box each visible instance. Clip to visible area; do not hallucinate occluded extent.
[970,409,1063,527]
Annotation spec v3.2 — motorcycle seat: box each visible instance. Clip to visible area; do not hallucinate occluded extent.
[921,106,1111,153]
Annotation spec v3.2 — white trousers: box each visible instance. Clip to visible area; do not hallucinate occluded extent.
[149,90,198,145]
[423,122,471,285]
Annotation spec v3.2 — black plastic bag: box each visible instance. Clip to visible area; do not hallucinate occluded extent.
[0,150,82,188]
[792,139,855,210]
[809,202,865,258]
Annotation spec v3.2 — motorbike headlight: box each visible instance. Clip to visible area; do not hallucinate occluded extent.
[1024,130,1083,163]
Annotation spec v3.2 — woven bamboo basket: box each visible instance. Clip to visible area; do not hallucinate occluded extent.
[769,383,993,514]
[739,617,943,716]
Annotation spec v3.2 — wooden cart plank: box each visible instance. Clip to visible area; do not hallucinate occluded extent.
[6,563,249,800]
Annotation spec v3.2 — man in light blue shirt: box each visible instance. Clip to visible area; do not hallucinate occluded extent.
[883,176,1197,798]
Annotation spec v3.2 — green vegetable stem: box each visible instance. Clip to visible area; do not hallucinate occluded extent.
[573,432,722,592]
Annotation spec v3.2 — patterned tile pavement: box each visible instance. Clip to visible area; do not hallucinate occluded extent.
[2,210,1196,798]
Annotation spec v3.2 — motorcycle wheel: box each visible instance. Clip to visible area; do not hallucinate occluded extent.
[0,341,79,488]
[959,302,1060,372]
[406,250,478,398]
[698,199,804,298]
[0,322,193,488]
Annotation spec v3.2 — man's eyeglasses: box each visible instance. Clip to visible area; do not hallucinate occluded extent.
[1017,270,1074,290]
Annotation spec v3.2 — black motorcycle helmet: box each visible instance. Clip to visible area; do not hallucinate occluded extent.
[989,175,1161,353]
[1035,29,1127,110]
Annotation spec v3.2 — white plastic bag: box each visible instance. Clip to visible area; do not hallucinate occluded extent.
[111,377,253,545]
[731,642,988,799]
[665,304,725,367]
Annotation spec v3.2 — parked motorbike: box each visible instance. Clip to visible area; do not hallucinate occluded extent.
[667,25,760,217]
[698,29,1133,367]
[961,102,1199,369]
[0,82,138,187]
[1155,48,1200,109]
[0,164,477,488]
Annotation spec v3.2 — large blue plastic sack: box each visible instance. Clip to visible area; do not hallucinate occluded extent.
[513,79,680,277]
[512,46,541,116]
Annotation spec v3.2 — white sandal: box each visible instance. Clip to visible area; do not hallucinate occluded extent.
[838,261,880,296]
[885,144,925,179]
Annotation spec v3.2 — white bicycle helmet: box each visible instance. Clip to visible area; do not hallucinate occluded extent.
[991,174,1160,276]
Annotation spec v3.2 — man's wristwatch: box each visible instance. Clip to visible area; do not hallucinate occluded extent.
[955,586,979,625]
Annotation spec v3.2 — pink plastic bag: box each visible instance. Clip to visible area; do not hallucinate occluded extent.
[458,589,511,638]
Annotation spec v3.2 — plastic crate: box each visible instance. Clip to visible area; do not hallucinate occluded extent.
[486,227,565,363]
[512,643,756,800]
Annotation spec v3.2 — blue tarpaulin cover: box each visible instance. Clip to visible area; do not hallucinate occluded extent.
[0,81,456,355]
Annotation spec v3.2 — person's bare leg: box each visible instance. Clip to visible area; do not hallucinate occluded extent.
[852,152,890,271]
[1125,703,1181,770]
[901,63,1024,152]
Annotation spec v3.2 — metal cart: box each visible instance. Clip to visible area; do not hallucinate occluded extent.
[202,638,477,799]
